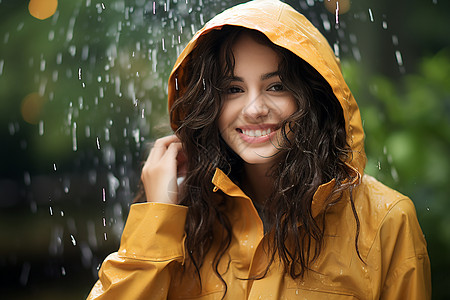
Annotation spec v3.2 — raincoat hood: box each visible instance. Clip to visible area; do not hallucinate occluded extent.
[168,0,366,174]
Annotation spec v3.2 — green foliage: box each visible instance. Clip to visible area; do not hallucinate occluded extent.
[343,49,450,298]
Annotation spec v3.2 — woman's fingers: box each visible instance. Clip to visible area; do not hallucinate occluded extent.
[147,135,180,162]
[141,135,185,204]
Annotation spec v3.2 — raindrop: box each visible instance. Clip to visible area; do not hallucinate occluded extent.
[368,8,374,22]
[395,50,403,66]
[102,187,106,202]
[104,232,108,240]
[335,1,339,25]
[17,22,24,31]
[382,21,388,30]
[391,166,399,182]
[72,122,78,151]
[80,243,93,268]
[132,129,140,144]
[70,234,77,246]
[66,17,76,42]
[48,30,55,41]
[333,42,340,57]
[352,47,361,62]
[49,206,53,216]
[96,137,101,150]
[3,32,9,44]
[0,59,4,75]
[102,217,106,227]
[39,78,47,96]
[38,120,44,136]
[24,171,31,186]
[60,210,64,217]
[392,35,399,46]
[88,170,97,185]
[81,45,89,60]
[78,67,82,80]
[321,14,331,31]
[40,58,46,72]
[69,45,76,57]
[52,70,58,82]
[105,127,110,141]
[53,163,57,171]
[107,173,120,198]
[56,53,62,64]
[61,266,66,276]
[49,226,63,255]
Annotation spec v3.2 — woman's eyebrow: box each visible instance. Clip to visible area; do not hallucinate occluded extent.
[230,76,244,82]
[230,71,280,82]
[261,71,280,80]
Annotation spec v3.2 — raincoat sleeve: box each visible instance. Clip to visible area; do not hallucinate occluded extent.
[87,202,188,300]
[378,198,431,300]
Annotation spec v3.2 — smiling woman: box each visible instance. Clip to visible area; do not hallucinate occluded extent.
[87,0,431,299]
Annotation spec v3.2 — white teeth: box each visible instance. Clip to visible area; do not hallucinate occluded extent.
[242,128,272,137]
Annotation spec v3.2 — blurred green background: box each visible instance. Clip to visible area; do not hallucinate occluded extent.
[0,0,449,299]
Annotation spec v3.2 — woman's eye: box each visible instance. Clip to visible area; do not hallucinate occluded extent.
[268,83,284,92]
[227,86,243,94]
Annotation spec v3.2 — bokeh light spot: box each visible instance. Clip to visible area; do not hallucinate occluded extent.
[21,92,46,124]
[28,0,58,20]
[324,0,351,15]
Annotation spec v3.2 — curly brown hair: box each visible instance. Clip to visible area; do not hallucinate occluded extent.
[135,26,361,297]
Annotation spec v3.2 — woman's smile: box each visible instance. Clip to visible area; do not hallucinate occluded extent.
[236,124,278,143]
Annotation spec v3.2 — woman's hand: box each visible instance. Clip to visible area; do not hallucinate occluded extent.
[141,135,187,204]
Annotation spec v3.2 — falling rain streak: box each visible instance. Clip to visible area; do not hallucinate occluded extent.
[368,8,374,22]
[72,122,77,151]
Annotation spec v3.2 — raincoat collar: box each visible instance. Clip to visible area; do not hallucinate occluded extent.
[211,167,360,219]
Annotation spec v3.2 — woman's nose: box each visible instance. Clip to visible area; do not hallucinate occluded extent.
[242,92,270,120]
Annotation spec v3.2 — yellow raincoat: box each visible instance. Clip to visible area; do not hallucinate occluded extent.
[87,0,431,299]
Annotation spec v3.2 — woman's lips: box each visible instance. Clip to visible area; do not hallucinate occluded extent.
[236,125,278,144]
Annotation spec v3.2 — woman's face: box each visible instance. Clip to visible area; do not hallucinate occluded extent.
[218,33,297,166]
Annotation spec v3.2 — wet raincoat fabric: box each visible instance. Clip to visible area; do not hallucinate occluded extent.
[87,0,431,299]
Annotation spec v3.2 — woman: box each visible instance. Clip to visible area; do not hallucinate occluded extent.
[87,0,431,299]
